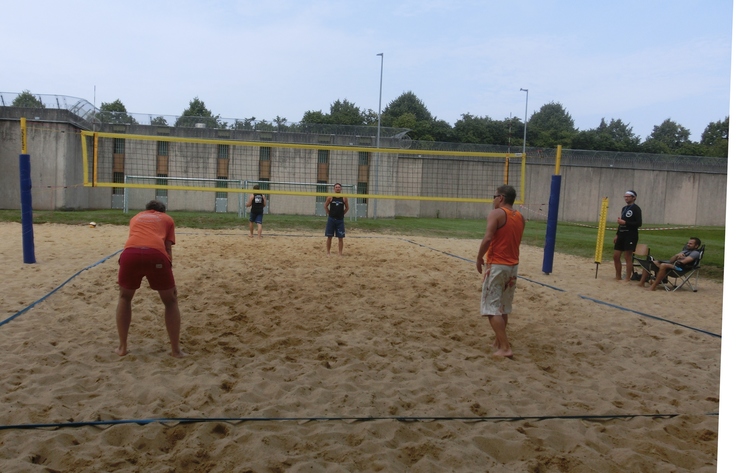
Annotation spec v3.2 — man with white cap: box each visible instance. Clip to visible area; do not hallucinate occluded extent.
[613,190,642,281]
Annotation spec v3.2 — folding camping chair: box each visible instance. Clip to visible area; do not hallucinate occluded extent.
[635,244,705,292]
[632,248,657,284]
[659,244,705,292]
[629,243,650,281]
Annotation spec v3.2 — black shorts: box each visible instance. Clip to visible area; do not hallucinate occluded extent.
[614,231,638,251]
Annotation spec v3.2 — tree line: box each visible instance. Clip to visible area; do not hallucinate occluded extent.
[12,89,728,157]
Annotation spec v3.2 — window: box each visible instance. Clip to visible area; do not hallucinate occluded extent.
[157,140,169,156]
[316,181,328,203]
[357,182,368,204]
[112,172,125,195]
[215,177,228,199]
[156,174,168,197]
[216,145,230,198]
[112,138,125,195]
[318,149,329,164]
[358,151,370,204]
[218,144,229,159]
[113,138,125,154]
[317,149,330,203]
[156,141,169,197]
[259,147,272,181]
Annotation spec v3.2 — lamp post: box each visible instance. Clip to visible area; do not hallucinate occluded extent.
[520,88,528,157]
[373,53,384,219]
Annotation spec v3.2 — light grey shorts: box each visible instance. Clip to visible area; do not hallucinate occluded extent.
[480,264,518,316]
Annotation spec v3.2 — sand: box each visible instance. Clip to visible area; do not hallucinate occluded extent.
[0,221,721,472]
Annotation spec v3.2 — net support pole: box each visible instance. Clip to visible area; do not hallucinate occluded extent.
[542,145,562,275]
[19,153,36,264]
[594,197,609,279]
[19,118,36,264]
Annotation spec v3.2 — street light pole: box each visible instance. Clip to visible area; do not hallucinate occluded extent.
[520,88,528,157]
[373,53,384,219]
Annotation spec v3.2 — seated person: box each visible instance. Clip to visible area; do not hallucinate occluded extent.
[638,237,702,291]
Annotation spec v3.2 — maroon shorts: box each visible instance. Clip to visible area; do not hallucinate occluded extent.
[118,247,175,291]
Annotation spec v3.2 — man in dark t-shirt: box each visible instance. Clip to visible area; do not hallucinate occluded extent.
[246,184,265,238]
[613,190,642,281]
[324,183,349,256]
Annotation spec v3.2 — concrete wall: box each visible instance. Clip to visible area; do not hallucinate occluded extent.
[0,116,727,226]
[0,118,110,210]
[523,162,727,226]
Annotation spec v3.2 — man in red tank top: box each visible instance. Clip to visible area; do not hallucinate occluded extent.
[476,185,525,358]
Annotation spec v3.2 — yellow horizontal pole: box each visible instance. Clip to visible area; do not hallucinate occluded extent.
[86,182,494,203]
[80,130,517,159]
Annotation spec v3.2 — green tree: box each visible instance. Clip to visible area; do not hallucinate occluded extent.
[382,91,433,125]
[231,117,256,130]
[329,99,364,125]
[273,115,288,132]
[362,109,379,127]
[676,142,706,156]
[150,116,169,126]
[454,114,508,144]
[603,118,641,151]
[454,114,524,146]
[642,118,691,154]
[301,110,331,124]
[392,113,417,131]
[527,102,576,148]
[302,99,376,127]
[700,117,728,157]
[571,118,641,151]
[255,119,276,131]
[97,99,138,125]
[175,97,221,128]
[382,91,447,141]
[430,119,456,143]
[12,90,45,108]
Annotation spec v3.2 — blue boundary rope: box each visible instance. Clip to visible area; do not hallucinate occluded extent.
[579,296,721,338]
[400,238,720,338]
[1,412,720,432]
[0,250,122,327]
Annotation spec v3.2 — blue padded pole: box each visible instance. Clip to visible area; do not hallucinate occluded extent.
[542,174,561,274]
[19,153,36,264]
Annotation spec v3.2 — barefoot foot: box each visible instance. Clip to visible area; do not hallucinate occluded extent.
[493,348,513,358]
[170,349,187,358]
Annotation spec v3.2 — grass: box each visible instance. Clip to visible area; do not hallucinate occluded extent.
[0,209,725,281]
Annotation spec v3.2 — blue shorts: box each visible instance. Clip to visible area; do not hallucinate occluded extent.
[249,212,263,224]
[325,217,346,238]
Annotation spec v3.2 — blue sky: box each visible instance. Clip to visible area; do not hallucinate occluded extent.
[1,0,731,140]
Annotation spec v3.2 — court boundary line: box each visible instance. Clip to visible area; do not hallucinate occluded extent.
[0,250,122,327]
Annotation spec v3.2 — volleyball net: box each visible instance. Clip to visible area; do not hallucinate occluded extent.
[80,131,525,217]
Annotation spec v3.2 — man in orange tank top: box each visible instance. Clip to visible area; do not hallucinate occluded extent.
[476,185,525,358]
[116,200,185,358]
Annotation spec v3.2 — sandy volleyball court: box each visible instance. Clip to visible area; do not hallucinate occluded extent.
[0,222,721,472]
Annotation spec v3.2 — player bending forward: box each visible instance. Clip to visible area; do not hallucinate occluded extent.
[115,200,185,358]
